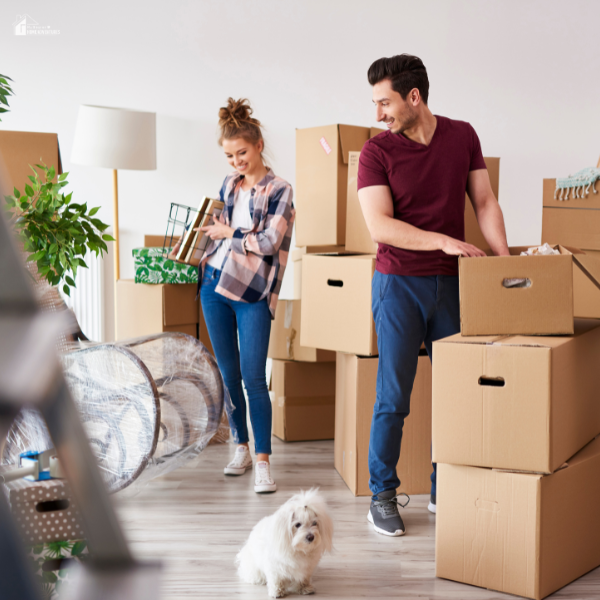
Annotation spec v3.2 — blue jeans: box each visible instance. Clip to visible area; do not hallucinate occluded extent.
[368,272,460,499]
[200,265,273,454]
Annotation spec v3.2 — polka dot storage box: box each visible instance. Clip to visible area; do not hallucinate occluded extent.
[5,478,85,545]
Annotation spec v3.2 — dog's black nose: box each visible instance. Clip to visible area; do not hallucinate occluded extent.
[306,533,314,542]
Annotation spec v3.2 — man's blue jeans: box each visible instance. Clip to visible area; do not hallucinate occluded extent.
[368,271,460,498]
[200,265,273,455]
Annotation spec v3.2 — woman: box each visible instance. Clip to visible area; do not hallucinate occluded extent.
[198,98,294,493]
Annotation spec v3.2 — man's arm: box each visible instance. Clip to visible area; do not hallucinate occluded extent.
[358,185,486,257]
[466,169,510,257]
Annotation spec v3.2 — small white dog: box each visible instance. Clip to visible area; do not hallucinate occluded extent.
[236,488,333,598]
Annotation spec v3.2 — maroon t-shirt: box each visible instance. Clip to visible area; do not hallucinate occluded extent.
[357,115,486,276]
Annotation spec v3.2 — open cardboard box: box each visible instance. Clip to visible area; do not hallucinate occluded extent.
[436,435,600,600]
[432,318,600,474]
[459,245,600,336]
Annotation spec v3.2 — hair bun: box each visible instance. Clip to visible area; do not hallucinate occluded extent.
[219,97,254,129]
[218,97,263,146]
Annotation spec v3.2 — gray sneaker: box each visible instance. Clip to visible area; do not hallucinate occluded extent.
[367,490,410,537]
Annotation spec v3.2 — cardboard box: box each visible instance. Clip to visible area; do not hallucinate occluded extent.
[345,155,501,255]
[7,478,85,545]
[432,318,600,474]
[464,157,500,251]
[144,234,175,249]
[300,254,377,356]
[335,351,432,496]
[268,300,335,362]
[271,360,336,441]
[116,279,202,340]
[289,246,348,300]
[574,249,600,318]
[0,130,62,193]
[459,245,600,336]
[295,124,371,246]
[345,151,377,254]
[542,178,600,251]
[436,435,600,600]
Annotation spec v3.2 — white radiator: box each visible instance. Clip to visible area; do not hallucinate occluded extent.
[62,250,105,342]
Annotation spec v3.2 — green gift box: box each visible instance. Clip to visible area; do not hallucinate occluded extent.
[28,539,89,600]
[133,247,199,284]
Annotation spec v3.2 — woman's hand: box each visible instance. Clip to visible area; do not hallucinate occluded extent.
[198,221,234,240]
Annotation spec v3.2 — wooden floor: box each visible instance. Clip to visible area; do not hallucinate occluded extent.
[116,438,600,599]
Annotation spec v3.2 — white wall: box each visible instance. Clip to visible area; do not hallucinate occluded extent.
[2,0,600,304]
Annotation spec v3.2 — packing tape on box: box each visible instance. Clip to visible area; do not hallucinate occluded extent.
[278,396,285,407]
[284,302,294,329]
[286,329,297,360]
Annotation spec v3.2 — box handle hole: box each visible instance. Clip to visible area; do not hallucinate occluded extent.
[327,279,344,288]
[479,377,505,387]
[502,278,531,288]
[36,499,70,513]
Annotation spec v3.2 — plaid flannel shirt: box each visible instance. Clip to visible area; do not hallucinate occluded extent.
[199,169,295,319]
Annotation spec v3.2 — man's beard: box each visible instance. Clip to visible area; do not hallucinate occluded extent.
[394,107,419,135]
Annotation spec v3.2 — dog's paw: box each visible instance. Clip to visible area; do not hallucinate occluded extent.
[300,584,316,595]
[267,585,287,598]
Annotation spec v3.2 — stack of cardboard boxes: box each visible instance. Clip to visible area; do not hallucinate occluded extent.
[275,123,502,498]
[433,248,600,599]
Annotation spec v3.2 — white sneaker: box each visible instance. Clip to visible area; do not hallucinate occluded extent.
[224,446,253,475]
[254,461,276,493]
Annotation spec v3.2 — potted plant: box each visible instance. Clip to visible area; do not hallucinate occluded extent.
[2,74,113,297]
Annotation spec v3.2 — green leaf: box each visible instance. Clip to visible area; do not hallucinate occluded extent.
[76,258,88,270]
[102,234,116,242]
[42,571,58,584]
[89,206,100,216]
[24,184,34,197]
[62,284,70,297]
[58,172,69,182]
[13,187,20,199]
[65,275,75,286]
[71,540,87,556]
[27,250,45,262]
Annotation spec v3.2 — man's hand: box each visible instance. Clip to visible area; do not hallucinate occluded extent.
[439,235,487,257]
[198,221,234,240]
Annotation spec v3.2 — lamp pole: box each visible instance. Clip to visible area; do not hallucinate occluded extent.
[112,169,120,281]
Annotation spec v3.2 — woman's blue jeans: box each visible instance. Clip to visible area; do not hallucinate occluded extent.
[369,271,461,499]
[200,265,273,454]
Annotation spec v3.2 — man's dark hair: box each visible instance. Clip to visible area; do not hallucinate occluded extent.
[368,54,429,105]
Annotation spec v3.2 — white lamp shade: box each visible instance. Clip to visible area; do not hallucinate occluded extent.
[71,105,156,170]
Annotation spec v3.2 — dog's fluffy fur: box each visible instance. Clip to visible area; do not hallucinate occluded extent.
[236,488,333,598]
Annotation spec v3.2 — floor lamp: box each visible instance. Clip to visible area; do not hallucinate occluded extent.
[71,105,156,337]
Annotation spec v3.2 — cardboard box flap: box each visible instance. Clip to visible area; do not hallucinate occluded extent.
[561,435,600,470]
[435,333,508,345]
[370,127,385,139]
[440,320,600,350]
[338,125,370,165]
[573,254,600,291]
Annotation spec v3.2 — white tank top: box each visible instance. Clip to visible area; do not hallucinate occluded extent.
[207,187,254,269]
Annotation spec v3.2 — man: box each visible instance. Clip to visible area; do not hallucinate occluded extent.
[358,54,510,537]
